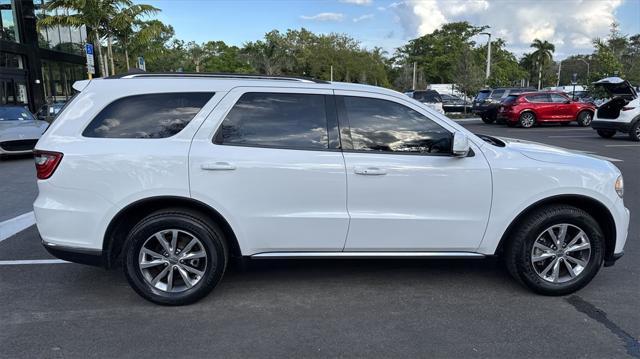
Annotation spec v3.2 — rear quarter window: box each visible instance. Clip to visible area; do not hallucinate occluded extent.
[83,92,213,138]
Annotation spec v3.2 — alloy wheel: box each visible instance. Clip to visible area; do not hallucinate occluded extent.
[520,113,535,128]
[530,224,591,283]
[138,229,208,292]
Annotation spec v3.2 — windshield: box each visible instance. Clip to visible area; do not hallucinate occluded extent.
[0,107,35,121]
[413,91,442,103]
[475,90,491,101]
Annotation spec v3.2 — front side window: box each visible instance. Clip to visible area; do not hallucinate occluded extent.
[83,92,213,138]
[342,96,451,154]
[215,92,329,150]
[527,94,550,103]
[550,93,569,103]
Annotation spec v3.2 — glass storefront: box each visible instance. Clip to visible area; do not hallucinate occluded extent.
[0,0,19,42]
[41,60,84,102]
[0,52,28,106]
[34,0,87,55]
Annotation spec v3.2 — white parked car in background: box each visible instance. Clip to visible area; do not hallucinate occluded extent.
[0,105,49,158]
[34,73,629,305]
[404,89,445,114]
[591,77,640,141]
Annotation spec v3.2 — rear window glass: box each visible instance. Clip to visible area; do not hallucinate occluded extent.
[502,95,519,104]
[215,92,329,150]
[83,92,213,138]
[412,91,442,103]
[475,91,491,100]
[490,90,505,99]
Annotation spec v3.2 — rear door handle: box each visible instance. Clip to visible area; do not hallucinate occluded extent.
[201,162,236,171]
[354,166,387,176]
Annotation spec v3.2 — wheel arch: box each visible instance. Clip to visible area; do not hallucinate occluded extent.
[102,196,242,268]
[494,194,616,262]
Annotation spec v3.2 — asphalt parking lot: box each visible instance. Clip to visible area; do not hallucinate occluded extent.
[1,120,638,358]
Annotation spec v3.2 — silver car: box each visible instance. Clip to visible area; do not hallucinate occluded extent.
[0,106,49,157]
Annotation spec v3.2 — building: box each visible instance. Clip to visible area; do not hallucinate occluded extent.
[1,0,95,113]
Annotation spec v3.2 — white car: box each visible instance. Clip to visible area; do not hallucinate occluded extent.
[34,73,630,305]
[0,106,49,157]
[404,90,445,114]
[591,77,640,141]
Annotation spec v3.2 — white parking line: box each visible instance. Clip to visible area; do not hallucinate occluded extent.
[547,135,596,138]
[0,211,36,242]
[0,259,68,266]
[605,144,640,147]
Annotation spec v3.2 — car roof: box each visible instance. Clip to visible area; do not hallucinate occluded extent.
[516,91,566,96]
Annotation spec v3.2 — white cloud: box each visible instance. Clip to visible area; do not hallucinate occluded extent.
[300,12,345,21]
[353,14,375,22]
[340,0,372,4]
[391,0,624,57]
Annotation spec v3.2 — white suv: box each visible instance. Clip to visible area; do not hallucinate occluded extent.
[34,73,630,305]
[591,77,640,141]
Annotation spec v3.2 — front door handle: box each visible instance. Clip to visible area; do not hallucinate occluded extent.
[354,166,387,176]
[201,162,236,171]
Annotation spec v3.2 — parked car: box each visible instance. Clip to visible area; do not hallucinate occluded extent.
[35,73,629,305]
[0,105,49,158]
[440,93,471,113]
[472,87,534,123]
[497,91,596,128]
[404,89,444,114]
[590,77,640,141]
[36,101,67,122]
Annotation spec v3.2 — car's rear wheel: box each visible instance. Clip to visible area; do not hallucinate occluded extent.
[124,209,228,305]
[519,112,536,128]
[629,121,640,142]
[577,111,593,127]
[504,205,604,295]
[597,129,616,138]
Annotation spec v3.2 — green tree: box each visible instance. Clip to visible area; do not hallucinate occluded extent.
[111,3,160,70]
[530,39,555,89]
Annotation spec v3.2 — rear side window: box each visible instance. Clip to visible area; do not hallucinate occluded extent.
[502,95,519,105]
[83,92,213,138]
[341,96,451,154]
[215,92,329,150]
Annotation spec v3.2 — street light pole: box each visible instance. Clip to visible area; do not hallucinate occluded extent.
[578,58,590,83]
[479,32,491,81]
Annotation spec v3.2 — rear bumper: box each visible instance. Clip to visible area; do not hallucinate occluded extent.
[591,120,630,133]
[42,240,104,267]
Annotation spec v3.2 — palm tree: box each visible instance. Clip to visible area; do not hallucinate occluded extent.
[111,4,159,70]
[530,39,555,89]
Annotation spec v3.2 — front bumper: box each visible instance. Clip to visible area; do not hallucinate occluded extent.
[591,120,630,133]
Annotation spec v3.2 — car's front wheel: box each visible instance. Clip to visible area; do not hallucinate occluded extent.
[504,205,604,295]
[577,111,594,127]
[519,112,536,128]
[481,115,495,124]
[123,209,228,305]
[597,129,616,138]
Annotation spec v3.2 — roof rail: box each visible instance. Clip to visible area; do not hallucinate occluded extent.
[106,71,329,84]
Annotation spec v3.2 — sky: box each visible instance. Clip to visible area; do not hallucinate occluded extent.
[139,0,640,60]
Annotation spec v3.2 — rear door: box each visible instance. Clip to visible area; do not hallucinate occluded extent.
[336,91,492,252]
[189,87,349,255]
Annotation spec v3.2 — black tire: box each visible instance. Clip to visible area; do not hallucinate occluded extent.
[597,129,616,138]
[576,110,594,127]
[481,115,495,124]
[123,209,228,305]
[504,205,604,296]
[519,112,536,128]
[629,121,640,142]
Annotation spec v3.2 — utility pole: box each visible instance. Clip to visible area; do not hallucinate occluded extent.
[556,59,562,87]
[412,62,417,90]
[479,32,491,82]
[578,58,590,83]
[330,65,333,82]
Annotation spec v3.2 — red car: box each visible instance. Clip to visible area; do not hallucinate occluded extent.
[497,91,596,128]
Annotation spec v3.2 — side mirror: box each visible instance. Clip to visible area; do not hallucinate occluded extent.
[452,132,470,157]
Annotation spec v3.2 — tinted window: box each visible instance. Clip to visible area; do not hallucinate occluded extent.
[502,95,519,105]
[527,94,550,103]
[412,91,442,103]
[215,92,328,150]
[475,90,491,101]
[550,93,569,103]
[342,96,451,154]
[83,92,212,138]
[490,90,505,100]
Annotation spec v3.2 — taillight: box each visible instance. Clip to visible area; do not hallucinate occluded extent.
[622,106,635,111]
[34,150,63,179]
